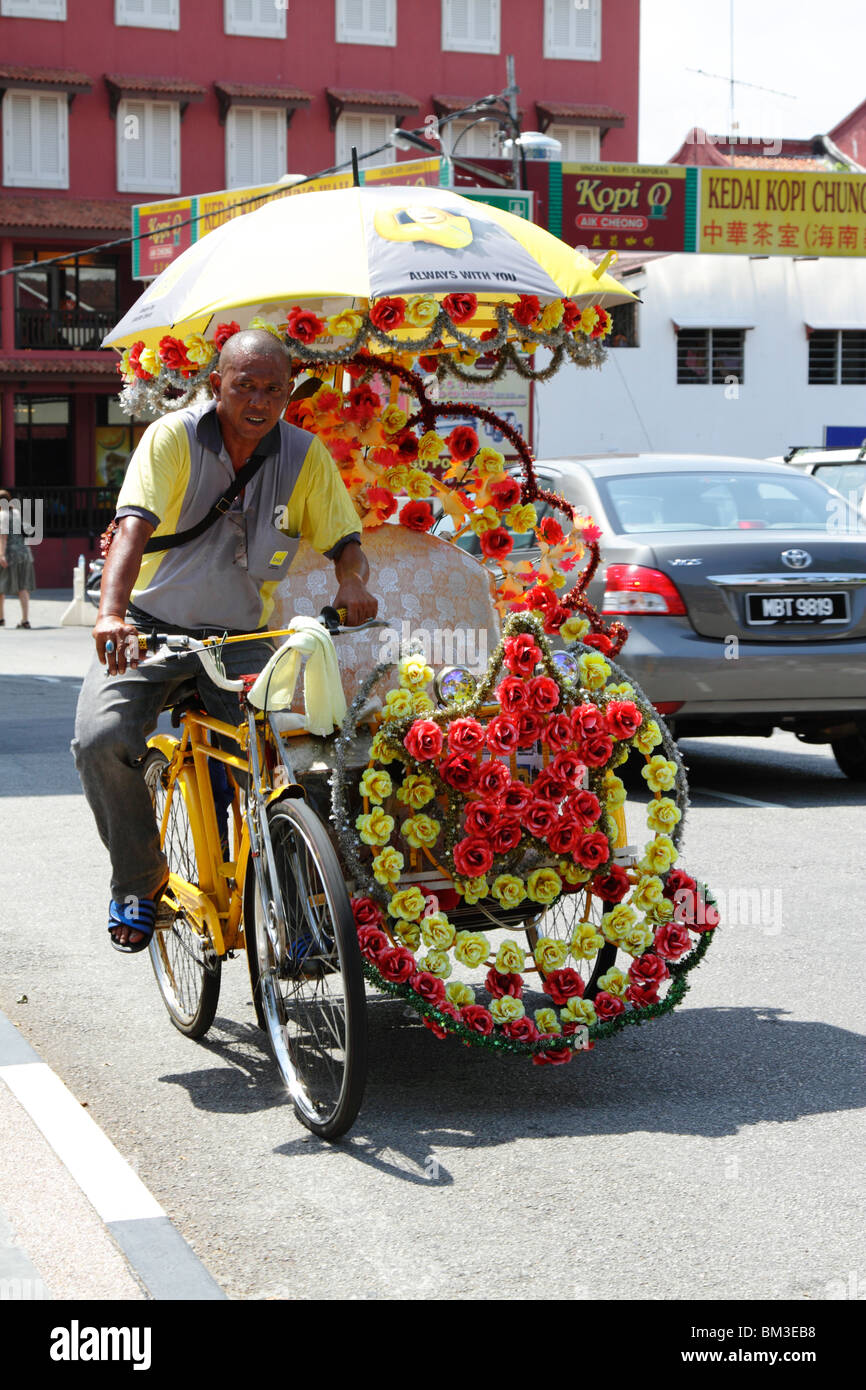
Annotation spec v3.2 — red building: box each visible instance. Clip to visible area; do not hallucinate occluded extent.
[0,0,639,583]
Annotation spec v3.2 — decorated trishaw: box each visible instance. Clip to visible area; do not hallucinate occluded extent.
[105,185,719,1134]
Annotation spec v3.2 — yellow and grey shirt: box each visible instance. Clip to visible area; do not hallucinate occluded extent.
[115,401,361,630]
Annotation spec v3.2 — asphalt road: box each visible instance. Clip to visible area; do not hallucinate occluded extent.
[1,601,865,1302]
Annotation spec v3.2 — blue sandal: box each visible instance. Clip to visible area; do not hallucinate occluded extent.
[108,894,160,954]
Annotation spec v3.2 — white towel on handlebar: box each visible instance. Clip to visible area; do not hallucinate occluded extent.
[245,616,347,737]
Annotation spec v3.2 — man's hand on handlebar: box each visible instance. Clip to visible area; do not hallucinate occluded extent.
[333,539,377,627]
[94,615,140,676]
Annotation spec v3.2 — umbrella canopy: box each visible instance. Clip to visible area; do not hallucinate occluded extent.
[104,184,634,352]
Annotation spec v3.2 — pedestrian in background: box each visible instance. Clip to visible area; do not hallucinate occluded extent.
[0,490,35,628]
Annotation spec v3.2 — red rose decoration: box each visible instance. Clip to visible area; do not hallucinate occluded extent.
[533,769,569,804]
[399,500,435,532]
[452,836,494,878]
[521,800,558,839]
[538,517,565,546]
[653,921,693,961]
[476,759,511,798]
[663,869,697,901]
[447,718,486,753]
[460,1004,495,1036]
[424,1001,460,1040]
[485,969,523,999]
[503,634,542,676]
[580,733,614,767]
[486,713,521,755]
[692,899,720,932]
[543,968,585,1005]
[213,321,240,350]
[378,946,418,983]
[573,830,611,870]
[572,703,606,736]
[286,306,325,343]
[628,953,670,989]
[583,631,613,654]
[356,925,390,960]
[366,485,398,521]
[593,990,625,1020]
[352,896,384,928]
[446,425,479,462]
[488,475,521,511]
[464,799,500,837]
[404,719,444,762]
[591,864,631,903]
[410,971,447,1006]
[516,710,546,748]
[543,604,570,635]
[526,675,560,714]
[561,298,580,331]
[442,292,477,324]
[438,751,478,792]
[480,526,514,561]
[532,1044,573,1066]
[501,780,532,815]
[496,677,527,714]
[546,818,582,856]
[490,819,522,854]
[503,1015,540,1043]
[369,296,407,332]
[543,713,574,752]
[551,751,586,788]
[626,981,660,1008]
[567,789,602,825]
[592,307,610,339]
[343,383,381,424]
[158,334,191,372]
[605,700,643,740]
[512,293,541,327]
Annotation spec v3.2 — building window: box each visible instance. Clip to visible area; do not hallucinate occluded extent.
[548,123,600,162]
[336,0,396,46]
[224,0,286,37]
[115,0,179,28]
[0,0,65,16]
[14,249,118,349]
[2,91,68,189]
[335,112,393,169]
[677,328,745,385]
[444,117,501,158]
[116,98,180,193]
[543,0,601,61]
[609,302,637,348]
[808,330,866,385]
[14,395,73,489]
[226,107,286,188]
[442,0,499,53]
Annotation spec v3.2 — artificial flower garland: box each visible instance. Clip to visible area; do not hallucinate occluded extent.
[331,613,719,1062]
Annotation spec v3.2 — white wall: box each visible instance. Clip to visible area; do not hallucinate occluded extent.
[535,254,866,460]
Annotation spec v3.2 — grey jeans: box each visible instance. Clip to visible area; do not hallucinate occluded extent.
[72,634,274,902]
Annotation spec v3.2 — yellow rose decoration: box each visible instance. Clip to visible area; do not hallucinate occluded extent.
[327,309,363,338]
[560,615,591,644]
[635,720,663,755]
[491,875,526,910]
[454,931,491,969]
[381,404,408,435]
[405,294,439,328]
[504,502,538,534]
[359,767,393,804]
[383,687,415,718]
[457,876,489,904]
[370,732,400,763]
[570,921,604,960]
[396,773,436,809]
[606,682,636,699]
[406,469,433,500]
[527,868,562,907]
[562,997,596,1026]
[401,814,440,850]
[538,300,564,332]
[490,996,526,1025]
[603,773,627,809]
[393,920,421,950]
[383,465,411,494]
[641,756,678,793]
[601,903,637,945]
[494,939,526,974]
[630,874,665,914]
[534,1007,561,1035]
[399,654,434,690]
[183,332,215,367]
[446,981,475,1009]
[248,317,282,339]
[411,691,434,714]
[598,967,630,998]
[388,885,426,922]
[421,912,455,952]
[533,935,569,974]
[372,846,403,886]
[417,430,445,463]
[578,651,611,691]
[639,834,678,875]
[579,306,600,335]
[419,949,452,979]
[620,921,655,956]
[138,347,160,377]
[469,505,500,537]
[474,446,506,479]
[647,797,682,835]
[558,860,592,887]
[355,807,394,846]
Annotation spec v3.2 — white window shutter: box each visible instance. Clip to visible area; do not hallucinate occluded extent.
[337,0,395,45]
[443,0,499,52]
[1,1,66,17]
[37,94,65,182]
[545,0,600,59]
[8,95,34,181]
[257,109,284,183]
[150,103,176,189]
[3,91,67,187]
[227,107,254,187]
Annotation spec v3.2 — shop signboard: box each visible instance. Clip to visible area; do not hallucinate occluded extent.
[560,163,693,253]
[699,169,866,256]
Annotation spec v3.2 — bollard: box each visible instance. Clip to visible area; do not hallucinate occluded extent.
[60,554,96,627]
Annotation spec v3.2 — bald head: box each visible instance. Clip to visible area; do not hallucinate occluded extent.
[217,328,292,379]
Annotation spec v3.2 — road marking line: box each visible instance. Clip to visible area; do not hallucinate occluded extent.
[694,789,782,809]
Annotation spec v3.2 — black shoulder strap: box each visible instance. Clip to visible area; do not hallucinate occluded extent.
[143,454,267,554]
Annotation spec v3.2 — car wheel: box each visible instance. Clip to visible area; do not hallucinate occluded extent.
[830,724,866,781]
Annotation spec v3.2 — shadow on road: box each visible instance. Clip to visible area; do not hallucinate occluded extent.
[678,736,865,810]
[157,998,866,1179]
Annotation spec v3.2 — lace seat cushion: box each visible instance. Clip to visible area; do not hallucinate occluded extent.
[272,525,502,712]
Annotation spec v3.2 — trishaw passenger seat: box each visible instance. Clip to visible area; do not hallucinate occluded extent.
[273,526,501,712]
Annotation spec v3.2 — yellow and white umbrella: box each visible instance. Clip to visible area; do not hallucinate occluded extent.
[104,184,633,354]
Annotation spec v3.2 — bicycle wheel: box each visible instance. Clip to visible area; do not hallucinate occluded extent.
[245,796,367,1140]
[143,749,221,1039]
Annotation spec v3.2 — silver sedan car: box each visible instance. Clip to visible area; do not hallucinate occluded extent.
[457,454,866,780]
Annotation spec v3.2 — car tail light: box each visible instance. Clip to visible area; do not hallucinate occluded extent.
[602,564,688,616]
[654,701,684,715]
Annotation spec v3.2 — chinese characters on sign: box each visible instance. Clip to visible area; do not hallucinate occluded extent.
[699,171,866,256]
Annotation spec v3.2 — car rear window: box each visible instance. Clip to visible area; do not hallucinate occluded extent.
[596,471,865,533]
[811,462,866,506]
